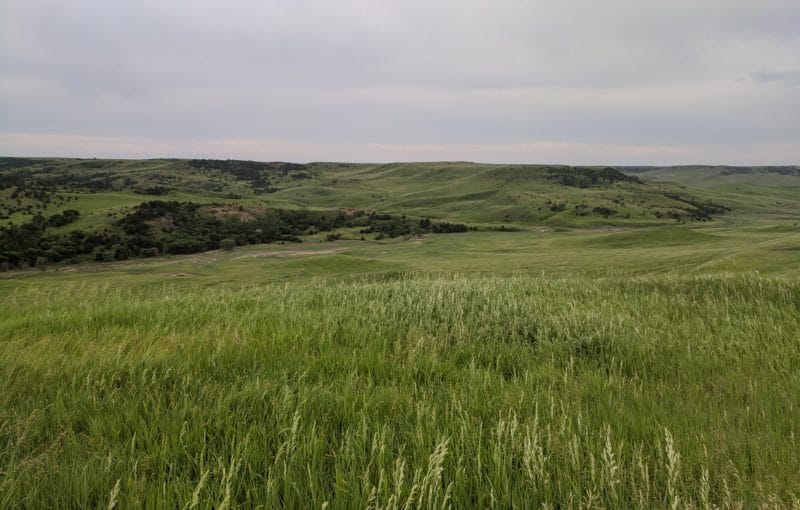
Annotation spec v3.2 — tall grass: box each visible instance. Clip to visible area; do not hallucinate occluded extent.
[1,274,799,508]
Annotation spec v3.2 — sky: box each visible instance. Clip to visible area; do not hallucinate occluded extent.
[0,0,798,165]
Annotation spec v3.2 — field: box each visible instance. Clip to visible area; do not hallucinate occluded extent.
[1,159,800,508]
[2,159,768,232]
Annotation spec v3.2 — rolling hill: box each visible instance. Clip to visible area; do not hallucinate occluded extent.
[2,158,800,508]
[1,157,798,271]
[1,157,739,230]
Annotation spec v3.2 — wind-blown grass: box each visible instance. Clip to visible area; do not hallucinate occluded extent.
[1,274,799,508]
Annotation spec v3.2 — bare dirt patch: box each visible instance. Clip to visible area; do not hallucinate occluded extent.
[146,216,175,232]
[203,205,261,222]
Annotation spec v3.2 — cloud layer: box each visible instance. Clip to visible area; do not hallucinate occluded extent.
[1,0,798,164]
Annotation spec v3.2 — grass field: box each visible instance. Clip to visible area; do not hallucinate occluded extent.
[6,158,783,231]
[1,158,800,508]
[1,273,799,508]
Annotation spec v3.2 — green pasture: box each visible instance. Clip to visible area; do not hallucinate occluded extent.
[2,158,800,508]
[1,272,799,508]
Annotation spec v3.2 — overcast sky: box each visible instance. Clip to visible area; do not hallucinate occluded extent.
[1,0,798,164]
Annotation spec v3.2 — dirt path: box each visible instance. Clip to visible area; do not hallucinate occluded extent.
[0,247,350,279]
[233,247,348,259]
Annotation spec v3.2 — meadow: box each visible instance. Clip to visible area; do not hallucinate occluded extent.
[1,158,799,508]
[1,272,799,508]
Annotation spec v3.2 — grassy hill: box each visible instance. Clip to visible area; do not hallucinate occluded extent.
[1,157,738,231]
[2,156,798,273]
[2,157,800,508]
[3,157,766,271]
[620,165,800,226]
[622,165,800,188]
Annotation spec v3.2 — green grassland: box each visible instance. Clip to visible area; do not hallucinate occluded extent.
[622,165,800,225]
[1,157,800,508]
[1,158,752,231]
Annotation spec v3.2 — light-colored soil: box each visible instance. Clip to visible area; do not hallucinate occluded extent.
[0,246,349,279]
[234,247,348,259]
[203,205,260,222]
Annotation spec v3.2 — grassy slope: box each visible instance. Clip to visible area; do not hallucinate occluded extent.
[0,158,252,230]
[1,275,799,508]
[0,158,750,231]
[2,158,800,508]
[2,223,799,290]
[621,165,800,227]
[188,161,745,227]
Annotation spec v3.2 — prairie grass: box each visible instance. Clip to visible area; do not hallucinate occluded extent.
[1,274,799,508]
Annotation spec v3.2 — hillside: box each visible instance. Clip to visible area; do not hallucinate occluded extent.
[3,157,799,271]
[2,158,800,508]
[265,162,728,226]
[620,165,800,222]
[621,165,800,187]
[3,271,800,508]
[0,157,748,270]
[1,158,734,229]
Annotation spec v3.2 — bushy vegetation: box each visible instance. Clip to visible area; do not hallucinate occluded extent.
[545,167,641,188]
[188,159,312,189]
[1,274,798,508]
[662,193,731,220]
[0,169,117,192]
[117,201,308,255]
[0,201,474,269]
[0,211,87,268]
[360,215,469,239]
[0,157,42,171]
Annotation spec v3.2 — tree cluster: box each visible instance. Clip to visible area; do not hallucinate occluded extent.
[0,211,100,269]
[546,167,641,188]
[188,159,312,189]
[0,200,477,270]
[360,216,469,239]
[662,193,730,220]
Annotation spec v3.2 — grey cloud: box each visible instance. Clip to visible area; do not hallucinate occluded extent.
[751,70,800,86]
[0,0,798,164]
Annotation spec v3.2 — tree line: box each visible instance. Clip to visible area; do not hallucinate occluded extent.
[0,201,472,270]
